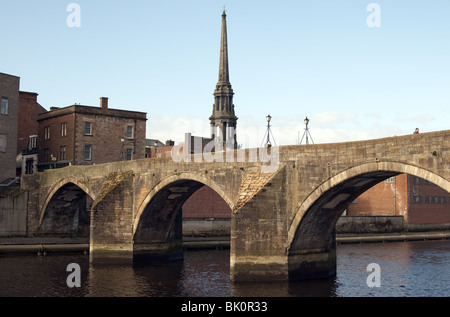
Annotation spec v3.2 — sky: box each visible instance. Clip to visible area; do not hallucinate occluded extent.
[1,0,450,148]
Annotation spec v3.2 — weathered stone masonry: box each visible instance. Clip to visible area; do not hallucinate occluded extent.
[22,130,450,281]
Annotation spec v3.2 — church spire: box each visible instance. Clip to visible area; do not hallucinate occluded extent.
[210,9,238,149]
[218,9,229,83]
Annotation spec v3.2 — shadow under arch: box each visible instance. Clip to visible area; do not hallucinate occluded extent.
[288,161,450,255]
[39,179,94,236]
[132,173,233,261]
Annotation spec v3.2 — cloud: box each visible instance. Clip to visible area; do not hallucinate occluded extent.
[145,111,419,149]
[146,115,210,144]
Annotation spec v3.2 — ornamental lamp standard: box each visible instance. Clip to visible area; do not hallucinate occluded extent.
[266,115,272,146]
[120,137,125,161]
[300,116,314,145]
[266,114,272,148]
[261,114,276,148]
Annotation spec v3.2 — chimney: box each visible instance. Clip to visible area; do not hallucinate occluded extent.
[100,97,108,109]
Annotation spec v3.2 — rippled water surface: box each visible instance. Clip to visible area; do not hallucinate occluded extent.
[0,240,449,297]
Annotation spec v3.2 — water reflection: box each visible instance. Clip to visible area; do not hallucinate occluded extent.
[0,240,449,297]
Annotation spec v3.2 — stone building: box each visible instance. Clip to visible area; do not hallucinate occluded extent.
[37,97,146,170]
[0,72,20,184]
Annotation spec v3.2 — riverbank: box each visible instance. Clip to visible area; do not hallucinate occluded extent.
[0,231,449,255]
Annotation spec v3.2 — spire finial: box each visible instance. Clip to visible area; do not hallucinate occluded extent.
[218,7,229,83]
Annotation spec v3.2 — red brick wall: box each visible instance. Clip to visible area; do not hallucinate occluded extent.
[74,112,146,164]
[146,146,173,158]
[182,186,231,219]
[38,104,146,165]
[347,174,408,217]
[17,92,46,153]
[347,174,450,225]
[38,112,75,163]
[407,175,450,224]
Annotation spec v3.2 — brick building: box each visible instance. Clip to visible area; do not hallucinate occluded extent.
[17,91,47,154]
[347,174,450,226]
[145,139,174,158]
[17,91,47,176]
[37,97,146,170]
[182,185,231,218]
[0,72,20,184]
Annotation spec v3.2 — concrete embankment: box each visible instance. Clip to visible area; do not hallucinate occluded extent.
[336,231,450,244]
[1,232,449,255]
[0,237,89,255]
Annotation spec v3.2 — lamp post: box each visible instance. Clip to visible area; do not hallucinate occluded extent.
[261,114,276,148]
[300,116,314,145]
[120,137,125,161]
[266,115,272,147]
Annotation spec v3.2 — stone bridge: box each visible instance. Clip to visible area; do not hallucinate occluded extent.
[22,130,450,281]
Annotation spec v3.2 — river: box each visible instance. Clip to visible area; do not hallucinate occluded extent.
[0,239,449,297]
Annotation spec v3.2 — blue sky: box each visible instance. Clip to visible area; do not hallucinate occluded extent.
[1,1,449,147]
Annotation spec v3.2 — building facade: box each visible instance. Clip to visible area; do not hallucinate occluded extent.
[0,73,20,183]
[17,91,47,176]
[347,174,450,226]
[145,139,174,158]
[37,97,146,170]
[17,91,46,154]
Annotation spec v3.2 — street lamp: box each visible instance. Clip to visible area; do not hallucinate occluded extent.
[261,114,276,148]
[300,116,314,145]
[266,115,272,146]
[119,137,125,161]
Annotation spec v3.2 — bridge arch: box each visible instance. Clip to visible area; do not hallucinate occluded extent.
[132,172,234,259]
[38,178,94,236]
[288,161,450,254]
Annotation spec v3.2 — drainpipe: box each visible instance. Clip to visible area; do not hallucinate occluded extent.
[394,176,397,216]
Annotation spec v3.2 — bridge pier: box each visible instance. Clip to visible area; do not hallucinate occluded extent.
[89,171,135,264]
[230,234,337,282]
[288,247,337,281]
[133,241,183,262]
[230,255,289,281]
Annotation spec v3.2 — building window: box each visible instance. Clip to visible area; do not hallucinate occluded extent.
[412,196,422,204]
[384,177,394,184]
[126,125,134,139]
[28,135,37,150]
[125,148,133,161]
[0,97,8,114]
[84,144,92,160]
[84,122,92,135]
[412,177,422,185]
[0,134,6,152]
[60,146,66,160]
[25,158,34,175]
[61,123,67,136]
[44,126,50,140]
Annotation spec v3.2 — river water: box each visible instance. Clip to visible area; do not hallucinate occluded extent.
[0,239,449,297]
